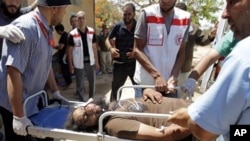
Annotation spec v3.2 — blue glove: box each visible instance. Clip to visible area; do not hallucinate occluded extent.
[181,78,196,95]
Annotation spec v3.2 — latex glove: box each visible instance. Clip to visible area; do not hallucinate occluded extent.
[181,78,196,95]
[13,116,33,136]
[0,24,25,43]
[53,90,69,103]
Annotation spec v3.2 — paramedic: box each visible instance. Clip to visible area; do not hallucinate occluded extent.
[67,10,99,102]
[167,0,250,140]
[0,0,71,140]
[133,0,190,97]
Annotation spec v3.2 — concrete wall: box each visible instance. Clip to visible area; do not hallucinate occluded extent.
[23,0,95,44]
[24,0,95,31]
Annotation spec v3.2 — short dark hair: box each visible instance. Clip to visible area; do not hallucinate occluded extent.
[124,3,136,12]
[176,2,187,11]
[55,23,64,32]
[70,14,77,21]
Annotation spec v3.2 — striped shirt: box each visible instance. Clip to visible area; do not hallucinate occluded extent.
[0,8,53,117]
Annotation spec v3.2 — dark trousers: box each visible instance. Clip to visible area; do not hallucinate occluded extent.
[60,62,72,85]
[110,62,137,101]
[0,107,53,141]
[0,106,27,141]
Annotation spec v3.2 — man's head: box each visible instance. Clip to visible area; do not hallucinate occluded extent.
[55,23,65,35]
[76,11,86,28]
[102,24,109,34]
[123,3,135,25]
[70,14,79,29]
[0,0,21,19]
[159,0,177,14]
[175,2,187,11]
[222,0,250,40]
[66,102,105,131]
[37,0,71,26]
[37,0,71,7]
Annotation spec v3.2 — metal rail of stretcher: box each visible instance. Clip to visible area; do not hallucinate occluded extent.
[24,89,171,141]
[27,111,171,141]
[117,85,192,101]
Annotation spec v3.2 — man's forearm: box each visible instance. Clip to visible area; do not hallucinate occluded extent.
[189,49,221,80]
[188,119,218,141]
[133,39,161,78]
[93,43,99,65]
[7,67,24,117]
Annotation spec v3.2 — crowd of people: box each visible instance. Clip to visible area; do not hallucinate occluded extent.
[0,0,250,141]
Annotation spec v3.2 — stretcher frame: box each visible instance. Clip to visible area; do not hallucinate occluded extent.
[117,85,192,101]
[24,88,172,141]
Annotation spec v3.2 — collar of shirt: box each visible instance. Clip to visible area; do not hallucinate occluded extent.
[34,8,53,35]
[77,26,89,34]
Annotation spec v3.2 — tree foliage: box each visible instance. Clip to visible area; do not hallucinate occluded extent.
[95,0,122,29]
[181,0,224,26]
[95,0,224,29]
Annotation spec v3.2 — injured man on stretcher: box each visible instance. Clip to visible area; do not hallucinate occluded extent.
[65,88,193,141]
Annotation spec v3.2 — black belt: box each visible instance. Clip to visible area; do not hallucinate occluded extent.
[84,56,90,63]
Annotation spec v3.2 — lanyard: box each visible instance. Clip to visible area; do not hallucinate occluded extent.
[34,12,55,48]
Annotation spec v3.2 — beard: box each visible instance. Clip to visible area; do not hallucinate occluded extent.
[160,1,176,13]
[0,2,21,19]
[124,19,133,25]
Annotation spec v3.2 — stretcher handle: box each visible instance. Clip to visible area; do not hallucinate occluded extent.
[23,90,48,116]
[98,111,171,134]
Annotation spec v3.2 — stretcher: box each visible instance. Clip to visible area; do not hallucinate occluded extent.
[25,89,172,141]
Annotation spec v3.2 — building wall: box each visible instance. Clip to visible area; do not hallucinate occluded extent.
[24,0,95,31]
[23,0,95,44]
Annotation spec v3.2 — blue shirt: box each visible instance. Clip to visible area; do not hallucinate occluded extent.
[188,36,250,141]
[0,8,53,116]
[108,19,136,63]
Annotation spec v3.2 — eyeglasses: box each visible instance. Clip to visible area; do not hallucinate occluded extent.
[74,106,90,126]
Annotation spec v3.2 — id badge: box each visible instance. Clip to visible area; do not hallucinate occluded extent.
[148,26,164,46]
